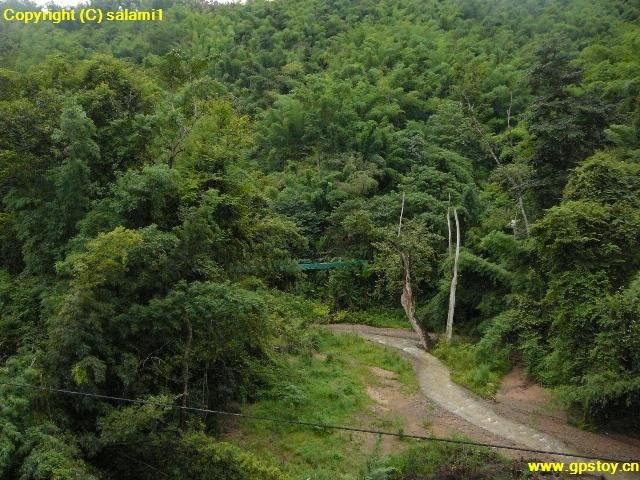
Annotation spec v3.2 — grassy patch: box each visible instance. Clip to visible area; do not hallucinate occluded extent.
[228,329,417,479]
[433,341,510,398]
[328,309,410,329]
[320,332,417,393]
[368,439,522,480]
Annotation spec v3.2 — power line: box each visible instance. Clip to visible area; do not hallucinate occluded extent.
[1,381,634,463]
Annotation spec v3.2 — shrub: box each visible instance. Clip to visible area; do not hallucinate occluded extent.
[177,432,289,480]
[433,341,510,398]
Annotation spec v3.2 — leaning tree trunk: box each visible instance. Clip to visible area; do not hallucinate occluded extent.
[516,190,530,236]
[400,252,431,349]
[396,192,430,349]
[397,192,405,237]
[446,208,461,343]
[466,99,530,236]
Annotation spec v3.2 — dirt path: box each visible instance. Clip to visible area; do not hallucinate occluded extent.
[326,324,640,479]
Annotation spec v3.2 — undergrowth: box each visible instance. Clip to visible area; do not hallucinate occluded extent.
[388,441,522,479]
[227,326,529,480]
[328,309,410,329]
[228,329,416,479]
[360,436,522,480]
[433,341,511,398]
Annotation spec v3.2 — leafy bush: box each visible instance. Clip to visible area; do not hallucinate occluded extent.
[326,265,377,310]
[177,433,289,480]
[553,274,640,430]
[422,251,513,335]
[328,308,409,328]
[258,288,330,353]
[232,329,418,478]
[433,341,510,398]
[381,441,520,480]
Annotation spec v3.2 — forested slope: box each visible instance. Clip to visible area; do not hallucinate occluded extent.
[1,0,639,478]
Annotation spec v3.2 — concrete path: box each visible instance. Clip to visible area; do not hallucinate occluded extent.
[326,324,638,479]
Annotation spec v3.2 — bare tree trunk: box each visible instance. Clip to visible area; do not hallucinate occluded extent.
[516,191,530,236]
[400,252,431,349]
[167,102,202,168]
[465,99,530,236]
[397,192,405,238]
[180,317,193,429]
[447,196,452,258]
[396,193,430,349]
[446,208,461,343]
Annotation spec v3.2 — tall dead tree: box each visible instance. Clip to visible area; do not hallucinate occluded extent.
[445,207,461,343]
[465,96,530,236]
[164,101,204,168]
[397,194,431,349]
[447,193,453,258]
[397,192,405,237]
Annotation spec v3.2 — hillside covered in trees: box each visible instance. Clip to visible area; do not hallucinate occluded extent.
[1,0,639,478]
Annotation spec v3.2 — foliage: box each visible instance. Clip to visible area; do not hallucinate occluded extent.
[176,433,289,480]
[329,309,409,329]
[1,0,640,477]
[232,329,416,479]
[433,340,511,398]
[383,441,520,480]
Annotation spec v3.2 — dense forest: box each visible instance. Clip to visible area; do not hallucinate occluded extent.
[1,0,639,478]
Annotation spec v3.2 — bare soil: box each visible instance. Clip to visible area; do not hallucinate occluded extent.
[493,366,640,463]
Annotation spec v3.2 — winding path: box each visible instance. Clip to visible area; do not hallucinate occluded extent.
[327,324,640,479]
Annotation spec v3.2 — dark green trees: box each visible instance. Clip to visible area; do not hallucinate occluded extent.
[525,39,610,208]
[530,153,640,426]
[1,1,640,477]
[483,151,640,428]
[0,55,299,479]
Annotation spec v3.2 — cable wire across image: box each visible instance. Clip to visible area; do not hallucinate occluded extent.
[1,381,634,464]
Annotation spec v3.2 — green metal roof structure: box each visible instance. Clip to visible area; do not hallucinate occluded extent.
[297,260,366,271]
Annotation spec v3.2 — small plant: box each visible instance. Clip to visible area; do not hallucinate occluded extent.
[361,438,400,480]
[329,309,410,329]
[433,341,510,397]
